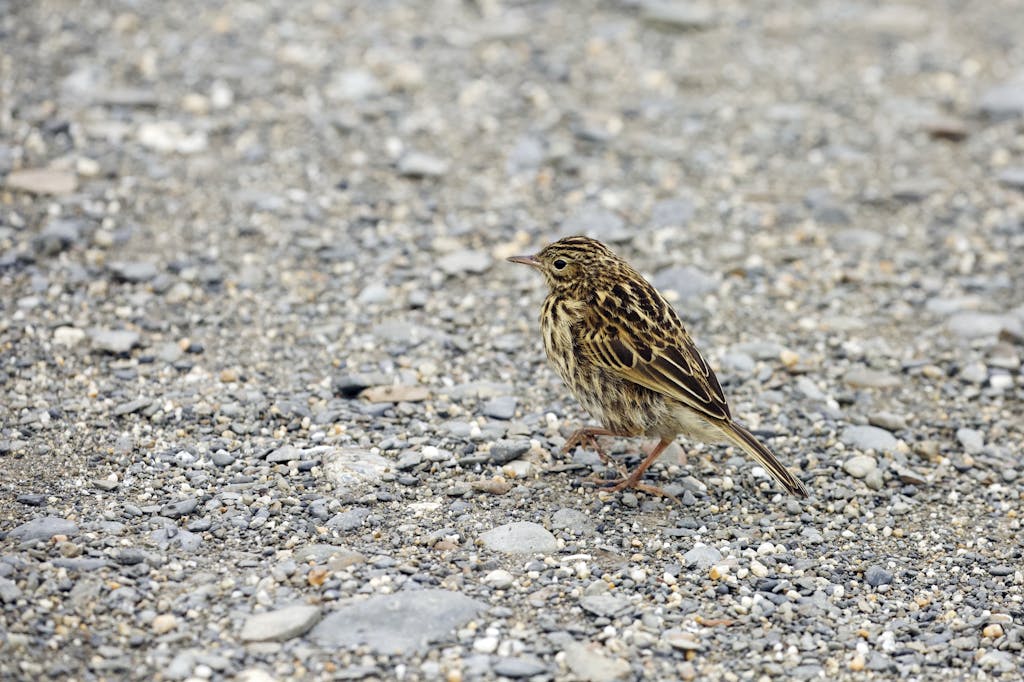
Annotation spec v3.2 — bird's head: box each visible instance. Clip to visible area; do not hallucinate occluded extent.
[507,235,619,295]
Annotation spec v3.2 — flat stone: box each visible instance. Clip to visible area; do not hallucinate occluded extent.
[160,497,199,519]
[138,121,208,154]
[7,516,79,541]
[641,2,715,31]
[843,455,877,479]
[841,425,899,453]
[5,167,78,195]
[240,604,321,642]
[492,656,548,678]
[947,312,1022,339]
[326,507,371,532]
[663,629,703,651]
[580,593,632,618]
[998,167,1024,191]
[109,261,158,283]
[89,329,141,354]
[956,428,984,455]
[831,228,883,252]
[868,411,907,431]
[0,577,22,603]
[360,384,430,403]
[310,589,486,654]
[864,565,894,587]
[489,440,531,464]
[265,445,302,463]
[326,69,383,101]
[652,265,719,300]
[437,250,493,276]
[479,521,558,554]
[978,75,1024,119]
[683,544,722,569]
[550,508,594,534]
[53,326,87,347]
[397,152,448,177]
[322,448,391,487]
[481,396,517,420]
[844,368,900,389]
[563,642,631,682]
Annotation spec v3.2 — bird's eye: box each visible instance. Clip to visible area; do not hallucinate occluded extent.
[553,259,567,270]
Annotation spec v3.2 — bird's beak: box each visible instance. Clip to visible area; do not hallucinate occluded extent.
[507,254,541,268]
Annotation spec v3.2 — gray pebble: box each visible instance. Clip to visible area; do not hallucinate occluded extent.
[842,455,877,479]
[864,565,893,587]
[956,428,984,455]
[7,516,78,541]
[652,265,719,300]
[479,521,558,554]
[89,329,141,354]
[240,604,322,642]
[562,204,630,243]
[492,656,549,678]
[978,75,1024,119]
[997,167,1024,191]
[397,152,448,178]
[310,589,486,654]
[841,425,899,453]
[489,439,531,464]
[482,396,517,420]
[438,249,493,276]
[868,411,907,431]
[160,497,199,519]
[109,261,158,283]
[683,544,722,569]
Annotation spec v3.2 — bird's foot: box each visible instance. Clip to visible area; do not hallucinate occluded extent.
[600,475,679,502]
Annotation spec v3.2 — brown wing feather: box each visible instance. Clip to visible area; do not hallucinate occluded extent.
[578,281,731,422]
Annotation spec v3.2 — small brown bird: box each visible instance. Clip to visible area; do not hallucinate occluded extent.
[509,236,808,498]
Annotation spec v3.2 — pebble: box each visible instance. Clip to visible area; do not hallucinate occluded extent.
[580,593,632,618]
[492,657,548,678]
[947,312,1020,339]
[479,522,558,554]
[683,545,722,569]
[397,152,449,178]
[481,396,517,420]
[842,455,877,479]
[4,167,78,195]
[955,428,984,455]
[843,368,900,389]
[561,205,630,243]
[89,329,141,354]
[109,261,158,283]
[488,439,531,464]
[868,411,907,431]
[641,2,715,31]
[240,605,322,642]
[322,448,391,487]
[864,565,894,587]
[52,326,87,347]
[663,629,702,651]
[978,75,1024,119]
[652,265,719,300]
[310,590,485,654]
[563,642,631,682]
[151,614,178,634]
[997,167,1024,191]
[551,508,594,534]
[840,425,899,453]
[7,516,79,542]
[482,569,515,589]
[437,250,493,276]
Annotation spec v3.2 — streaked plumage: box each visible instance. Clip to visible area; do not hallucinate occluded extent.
[509,235,808,498]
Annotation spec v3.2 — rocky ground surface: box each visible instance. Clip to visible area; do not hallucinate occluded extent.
[2,0,1024,680]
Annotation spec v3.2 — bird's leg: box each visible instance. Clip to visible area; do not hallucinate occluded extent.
[605,437,677,499]
[562,427,630,479]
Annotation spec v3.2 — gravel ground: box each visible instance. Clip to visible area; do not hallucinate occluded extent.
[2,0,1024,680]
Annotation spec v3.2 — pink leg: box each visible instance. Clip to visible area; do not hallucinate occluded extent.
[605,438,678,500]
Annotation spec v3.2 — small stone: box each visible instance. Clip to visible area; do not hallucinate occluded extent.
[212,451,235,467]
[138,121,208,154]
[956,428,984,455]
[109,261,158,283]
[864,565,893,587]
[310,590,485,654]
[482,569,515,589]
[841,425,899,453]
[488,440,531,464]
[550,508,594,534]
[580,593,632,618]
[868,411,907,431]
[843,455,877,479]
[160,497,199,519]
[997,167,1024,192]
[16,494,45,506]
[481,396,517,420]
[89,329,141,354]
[53,326,87,347]
[240,605,321,642]
[0,577,23,603]
[437,250,493,276]
[978,75,1024,119]
[357,283,389,304]
[397,152,448,178]
[151,614,178,634]
[663,629,702,651]
[844,368,900,389]
[683,544,722,569]
[849,653,866,672]
[5,167,78,195]
[947,312,1021,339]
[563,642,631,682]
[360,385,430,403]
[327,69,383,101]
[641,2,715,31]
[492,657,547,678]
[479,521,557,554]
[652,265,719,300]
[831,228,883,252]
[983,623,1004,639]
[988,565,1014,577]
[7,516,79,542]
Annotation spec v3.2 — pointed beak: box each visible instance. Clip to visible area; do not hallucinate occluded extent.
[507,254,541,268]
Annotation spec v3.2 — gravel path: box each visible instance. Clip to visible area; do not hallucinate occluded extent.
[2,1,1023,680]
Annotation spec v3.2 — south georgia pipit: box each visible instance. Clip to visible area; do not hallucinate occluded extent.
[509,235,809,500]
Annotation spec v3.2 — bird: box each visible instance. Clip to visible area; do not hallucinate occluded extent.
[508,235,809,499]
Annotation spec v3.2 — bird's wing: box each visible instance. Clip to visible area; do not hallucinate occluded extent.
[577,283,731,421]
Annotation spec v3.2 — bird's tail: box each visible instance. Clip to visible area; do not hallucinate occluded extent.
[720,421,809,498]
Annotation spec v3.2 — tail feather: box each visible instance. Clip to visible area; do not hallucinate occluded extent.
[721,422,809,498]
